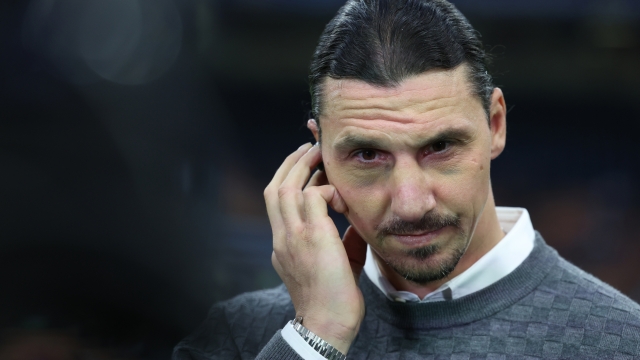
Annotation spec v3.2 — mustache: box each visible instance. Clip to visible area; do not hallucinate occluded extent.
[376,211,461,236]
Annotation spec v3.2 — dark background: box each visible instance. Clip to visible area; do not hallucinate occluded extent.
[1,0,639,358]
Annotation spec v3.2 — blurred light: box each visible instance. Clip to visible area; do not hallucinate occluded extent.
[22,0,99,84]
[22,0,182,85]
[78,0,182,85]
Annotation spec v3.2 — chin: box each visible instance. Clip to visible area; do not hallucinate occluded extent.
[380,233,469,285]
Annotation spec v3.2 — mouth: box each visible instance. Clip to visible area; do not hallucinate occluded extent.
[388,226,448,248]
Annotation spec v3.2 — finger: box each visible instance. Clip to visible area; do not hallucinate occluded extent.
[265,143,313,217]
[304,169,328,189]
[280,143,322,194]
[303,185,348,228]
[342,226,368,280]
[279,144,322,223]
[269,143,313,189]
[264,143,311,249]
[271,251,285,277]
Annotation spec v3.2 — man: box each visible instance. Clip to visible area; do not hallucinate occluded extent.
[174,0,640,359]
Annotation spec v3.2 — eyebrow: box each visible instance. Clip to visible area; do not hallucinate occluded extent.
[333,135,386,153]
[333,127,473,153]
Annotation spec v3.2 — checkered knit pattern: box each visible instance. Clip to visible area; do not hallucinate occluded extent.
[174,234,640,359]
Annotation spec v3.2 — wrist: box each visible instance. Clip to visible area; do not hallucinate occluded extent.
[299,315,360,354]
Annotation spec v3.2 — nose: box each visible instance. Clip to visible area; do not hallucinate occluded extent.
[389,158,436,222]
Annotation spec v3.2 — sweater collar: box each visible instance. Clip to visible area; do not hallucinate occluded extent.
[359,233,558,330]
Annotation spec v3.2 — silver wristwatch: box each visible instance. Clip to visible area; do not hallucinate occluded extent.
[292,316,347,360]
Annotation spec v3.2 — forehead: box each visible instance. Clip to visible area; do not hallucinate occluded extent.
[323,65,479,118]
[319,66,483,135]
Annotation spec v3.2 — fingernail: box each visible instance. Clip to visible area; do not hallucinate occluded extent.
[306,142,320,153]
[298,143,312,151]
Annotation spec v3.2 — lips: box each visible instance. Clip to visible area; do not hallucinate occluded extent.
[389,226,447,248]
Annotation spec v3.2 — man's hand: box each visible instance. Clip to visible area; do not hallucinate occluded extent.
[264,142,368,354]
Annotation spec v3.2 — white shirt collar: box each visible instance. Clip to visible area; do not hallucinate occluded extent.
[363,207,536,303]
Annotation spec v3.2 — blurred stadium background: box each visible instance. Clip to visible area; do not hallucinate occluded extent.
[1,0,639,358]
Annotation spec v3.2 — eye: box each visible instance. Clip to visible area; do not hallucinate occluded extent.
[431,141,449,153]
[359,149,377,161]
[352,149,381,162]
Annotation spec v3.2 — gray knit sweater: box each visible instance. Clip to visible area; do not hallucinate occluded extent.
[174,234,640,359]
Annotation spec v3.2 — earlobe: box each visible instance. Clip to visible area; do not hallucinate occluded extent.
[489,88,507,160]
[307,119,320,143]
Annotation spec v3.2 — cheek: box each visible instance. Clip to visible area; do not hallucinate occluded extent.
[434,152,491,213]
[326,167,388,236]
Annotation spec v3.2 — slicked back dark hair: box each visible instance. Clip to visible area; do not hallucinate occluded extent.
[309,0,494,126]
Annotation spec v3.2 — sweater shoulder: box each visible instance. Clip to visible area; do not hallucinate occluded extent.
[538,252,640,323]
[173,284,295,359]
[219,283,295,326]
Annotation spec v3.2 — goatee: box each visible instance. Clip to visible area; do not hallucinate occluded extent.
[376,211,467,285]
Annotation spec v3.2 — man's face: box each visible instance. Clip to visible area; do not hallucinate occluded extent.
[317,66,503,283]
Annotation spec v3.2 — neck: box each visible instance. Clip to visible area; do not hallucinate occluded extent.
[375,187,505,299]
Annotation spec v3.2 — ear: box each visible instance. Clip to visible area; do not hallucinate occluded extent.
[489,88,507,160]
[307,119,320,143]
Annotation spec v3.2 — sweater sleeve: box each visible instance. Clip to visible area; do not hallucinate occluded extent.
[255,331,305,360]
[172,303,241,360]
[173,330,303,360]
[173,312,303,360]
[173,293,304,360]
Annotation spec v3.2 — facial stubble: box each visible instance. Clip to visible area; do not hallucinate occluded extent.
[376,212,468,285]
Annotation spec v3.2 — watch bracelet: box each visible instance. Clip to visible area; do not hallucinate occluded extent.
[292,317,347,360]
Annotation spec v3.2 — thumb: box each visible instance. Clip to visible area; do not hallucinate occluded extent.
[342,226,368,281]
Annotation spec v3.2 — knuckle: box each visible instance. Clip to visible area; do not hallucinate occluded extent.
[291,223,307,238]
[272,243,289,262]
[302,187,316,197]
[277,186,296,199]
[289,224,306,238]
[299,225,311,238]
[271,252,283,273]
[272,246,283,259]
[263,185,273,199]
